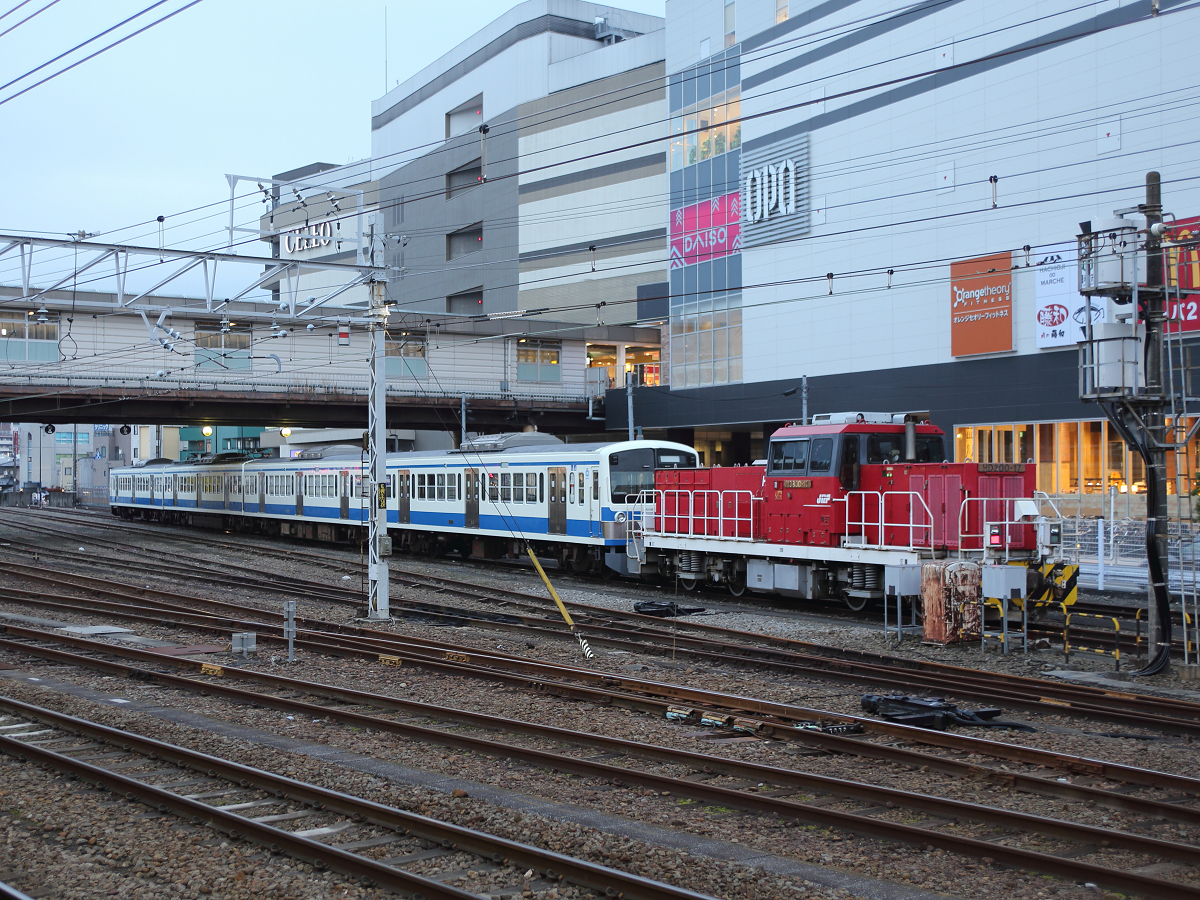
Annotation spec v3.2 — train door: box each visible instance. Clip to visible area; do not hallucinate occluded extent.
[548,467,567,535]
[587,468,599,536]
[296,474,304,516]
[340,470,350,519]
[464,467,478,528]
[396,469,410,524]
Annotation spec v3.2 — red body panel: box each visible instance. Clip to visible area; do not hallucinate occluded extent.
[653,422,1037,552]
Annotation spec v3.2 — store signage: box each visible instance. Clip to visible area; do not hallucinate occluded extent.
[746,159,798,222]
[1166,215,1200,332]
[740,133,810,248]
[950,251,1013,357]
[1034,242,1104,348]
[283,222,333,254]
[669,191,741,268]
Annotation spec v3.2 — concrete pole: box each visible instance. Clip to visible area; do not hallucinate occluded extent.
[1143,171,1168,665]
[626,379,634,441]
[461,393,467,447]
[367,277,390,620]
[802,375,808,425]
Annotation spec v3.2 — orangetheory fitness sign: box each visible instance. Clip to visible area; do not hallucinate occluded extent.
[950,251,1012,357]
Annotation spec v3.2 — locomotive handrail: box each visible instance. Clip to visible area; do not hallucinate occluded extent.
[957,496,1038,561]
[841,491,934,551]
[648,488,759,540]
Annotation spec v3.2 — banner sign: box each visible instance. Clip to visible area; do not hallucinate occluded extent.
[1034,243,1105,347]
[669,190,741,268]
[951,251,1013,357]
[1167,215,1200,332]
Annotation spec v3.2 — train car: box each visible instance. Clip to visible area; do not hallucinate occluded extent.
[630,412,1061,607]
[108,433,698,574]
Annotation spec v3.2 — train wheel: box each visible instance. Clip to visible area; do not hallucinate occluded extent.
[727,572,747,597]
[843,592,869,612]
[679,575,701,592]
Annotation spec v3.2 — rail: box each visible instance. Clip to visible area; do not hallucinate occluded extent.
[840,491,934,551]
[645,488,759,540]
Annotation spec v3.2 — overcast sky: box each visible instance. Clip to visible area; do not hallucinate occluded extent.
[0,0,664,261]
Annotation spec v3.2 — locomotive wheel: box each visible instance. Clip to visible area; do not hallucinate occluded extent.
[727,572,747,597]
[843,592,869,612]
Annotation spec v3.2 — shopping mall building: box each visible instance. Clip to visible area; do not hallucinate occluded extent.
[613,0,1200,515]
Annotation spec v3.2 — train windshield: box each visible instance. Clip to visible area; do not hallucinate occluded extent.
[866,433,945,464]
[609,448,697,503]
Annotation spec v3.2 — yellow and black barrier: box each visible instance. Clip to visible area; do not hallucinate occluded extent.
[1065,612,1121,671]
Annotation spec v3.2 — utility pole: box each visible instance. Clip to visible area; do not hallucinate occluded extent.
[366,223,391,620]
[1142,172,1167,665]
[626,379,634,441]
[802,375,809,425]
[461,393,467,447]
[1078,171,1172,675]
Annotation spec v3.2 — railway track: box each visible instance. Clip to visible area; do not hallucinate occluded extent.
[0,694,713,900]
[5,631,1200,899]
[2,545,1198,738]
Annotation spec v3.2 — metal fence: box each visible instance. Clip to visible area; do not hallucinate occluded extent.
[1061,517,1200,595]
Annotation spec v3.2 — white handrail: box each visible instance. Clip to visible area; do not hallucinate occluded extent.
[648,488,759,540]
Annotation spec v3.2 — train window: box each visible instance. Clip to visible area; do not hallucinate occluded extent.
[655,450,697,468]
[840,435,860,491]
[593,470,599,501]
[417,474,426,500]
[809,438,834,473]
[500,473,511,502]
[609,448,655,502]
[566,473,573,504]
[488,473,499,502]
[769,440,808,472]
[447,473,456,501]
[527,474,538,503]
[512,473,523,503]
[539,472,545,503]
[578,471,585,505]
[437,473,446,500]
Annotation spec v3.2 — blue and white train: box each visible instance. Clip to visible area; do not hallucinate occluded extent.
[108,433,697,573]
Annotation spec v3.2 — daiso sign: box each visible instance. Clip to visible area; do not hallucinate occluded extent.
[670,191,741,268]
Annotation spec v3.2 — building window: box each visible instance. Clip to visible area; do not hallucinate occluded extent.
[776,0,788,23]
[672,86,739,172]
[670,291,743,389]
[724,0,735,47]
[447,224,483,261]
[0,312,59,362]
[446,95,482,139]
[517,340,561,383]
[447,289,483,316]
[386,334,426,379]
[195,322,252,371]
[446,159,483,199]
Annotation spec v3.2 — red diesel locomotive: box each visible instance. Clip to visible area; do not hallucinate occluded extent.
[630,412,1053,608]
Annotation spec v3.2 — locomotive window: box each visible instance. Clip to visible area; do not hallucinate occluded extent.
[512,473,523,503]
[866,434,946,464]
[809,438,834,473]
[769,440,808,473]
[609,448,655,503]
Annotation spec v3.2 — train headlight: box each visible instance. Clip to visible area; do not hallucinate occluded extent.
[615,512,627,522]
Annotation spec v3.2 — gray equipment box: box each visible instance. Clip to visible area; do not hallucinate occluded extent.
[982,565,1027,600]
[884,564,922,597]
